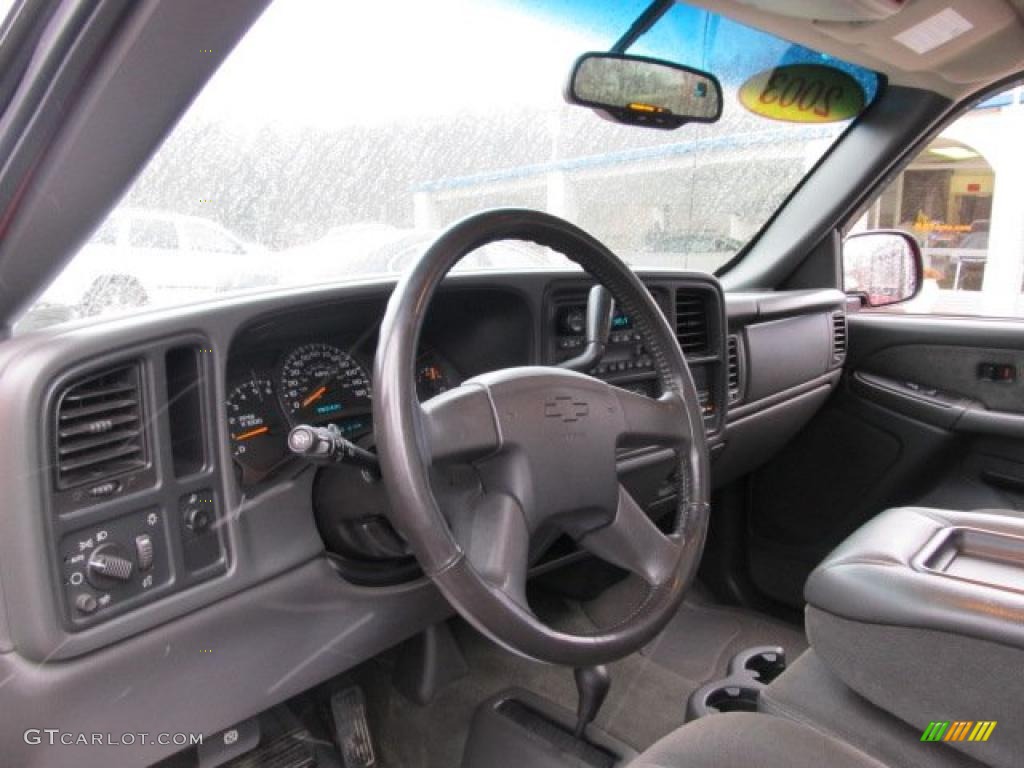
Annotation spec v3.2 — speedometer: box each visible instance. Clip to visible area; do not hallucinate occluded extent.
[278,343,372,427]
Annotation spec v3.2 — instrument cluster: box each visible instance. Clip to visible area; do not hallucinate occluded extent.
[225,342,458,484]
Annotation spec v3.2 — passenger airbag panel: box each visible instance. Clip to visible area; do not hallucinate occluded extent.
[745,312,832,403]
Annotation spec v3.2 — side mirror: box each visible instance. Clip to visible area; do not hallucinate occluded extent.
[843,230,923,308]
[565,52,722,130]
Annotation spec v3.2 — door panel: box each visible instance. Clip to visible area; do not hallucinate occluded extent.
[746,312,1024,607]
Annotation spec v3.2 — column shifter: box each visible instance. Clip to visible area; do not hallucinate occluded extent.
[559,285,615,373]
[573,665,611,740]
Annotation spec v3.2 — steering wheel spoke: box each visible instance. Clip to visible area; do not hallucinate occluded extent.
[577,485,680,587]
[449,490,532,611]
[615,388,691,449]
[420,383,501,464]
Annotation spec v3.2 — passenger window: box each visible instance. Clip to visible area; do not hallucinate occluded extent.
[129,218,178,250]
[849,84,1023,318]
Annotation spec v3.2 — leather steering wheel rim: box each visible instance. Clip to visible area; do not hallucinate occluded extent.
[374,209,710,666]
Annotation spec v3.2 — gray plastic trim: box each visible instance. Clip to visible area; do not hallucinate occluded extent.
[0,557,451,768]
[727,371,840,422]
[956,407,1024,439]
[725,289,846,326]
[712,383,834,490]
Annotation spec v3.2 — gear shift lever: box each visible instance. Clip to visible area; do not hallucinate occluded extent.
[573,665,611,739]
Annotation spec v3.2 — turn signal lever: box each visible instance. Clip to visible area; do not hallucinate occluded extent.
[288,424,380,476]
[560,285,615,373]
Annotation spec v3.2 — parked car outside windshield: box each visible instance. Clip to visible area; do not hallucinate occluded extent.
[20,0,879,332]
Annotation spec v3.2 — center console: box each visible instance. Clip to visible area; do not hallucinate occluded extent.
[801,506,1024,768]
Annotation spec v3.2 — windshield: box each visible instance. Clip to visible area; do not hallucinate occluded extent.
[21,0,878,332]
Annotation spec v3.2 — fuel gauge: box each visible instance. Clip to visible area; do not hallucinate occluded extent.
[416,351,457,400]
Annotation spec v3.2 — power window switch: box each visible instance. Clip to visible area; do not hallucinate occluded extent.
[135,534,154,571]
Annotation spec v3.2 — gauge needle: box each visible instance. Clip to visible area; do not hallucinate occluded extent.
[234,426,269,441]
[302,385,327,407]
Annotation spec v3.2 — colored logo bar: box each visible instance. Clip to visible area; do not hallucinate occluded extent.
[921,721,997,742]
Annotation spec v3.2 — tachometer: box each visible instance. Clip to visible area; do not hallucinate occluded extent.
[226,376,288,477]
[279,343,372,427]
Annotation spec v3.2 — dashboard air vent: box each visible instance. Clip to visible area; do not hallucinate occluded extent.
[55,363,146,489]
[727,335,742,403]
[675,291,710,356]
[832,312,848,363]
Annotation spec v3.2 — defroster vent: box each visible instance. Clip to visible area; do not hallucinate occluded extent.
[55,363,146,489]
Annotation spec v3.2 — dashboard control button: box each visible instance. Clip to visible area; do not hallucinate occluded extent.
[135,534,154,571]
[185,506,213,534]
[180,489,216,536]
[75,593,98,615]
[179,489,225,574]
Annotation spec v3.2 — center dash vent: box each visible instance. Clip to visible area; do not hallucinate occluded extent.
[832,312,848,364]
[54,363,146,489]
[675,291,710,356]
[727,335,742,403]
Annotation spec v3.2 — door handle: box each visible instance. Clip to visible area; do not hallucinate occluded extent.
[850,371,971,429]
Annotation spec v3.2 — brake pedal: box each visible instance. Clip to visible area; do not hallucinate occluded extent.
[330,686,376,768]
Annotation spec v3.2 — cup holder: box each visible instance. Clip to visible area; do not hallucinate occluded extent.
[728,645,787,685]
[685,645,789,721]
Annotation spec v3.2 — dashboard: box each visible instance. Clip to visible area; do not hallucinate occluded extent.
[0,268,847,766]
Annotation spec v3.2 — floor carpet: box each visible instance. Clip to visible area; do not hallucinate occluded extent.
[360,580,808,768]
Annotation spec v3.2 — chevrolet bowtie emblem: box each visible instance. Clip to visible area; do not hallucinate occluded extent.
[544,396,589,423]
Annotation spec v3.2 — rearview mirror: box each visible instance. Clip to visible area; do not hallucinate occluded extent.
[566,52,722,130]
[843,230,924,308]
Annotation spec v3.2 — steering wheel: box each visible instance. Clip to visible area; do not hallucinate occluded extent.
[374,209,710,666]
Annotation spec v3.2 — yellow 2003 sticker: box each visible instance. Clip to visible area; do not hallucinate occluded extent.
[738,64,866,123]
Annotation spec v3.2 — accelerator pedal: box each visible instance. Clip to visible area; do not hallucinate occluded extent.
[330,686,377,768]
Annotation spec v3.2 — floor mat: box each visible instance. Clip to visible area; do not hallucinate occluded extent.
[365,583,808,768]
[585,578,809,683]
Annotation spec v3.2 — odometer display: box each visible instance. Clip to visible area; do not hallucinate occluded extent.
[279,343,372,426]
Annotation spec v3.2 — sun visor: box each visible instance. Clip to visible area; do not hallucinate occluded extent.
[731,0,904,23]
